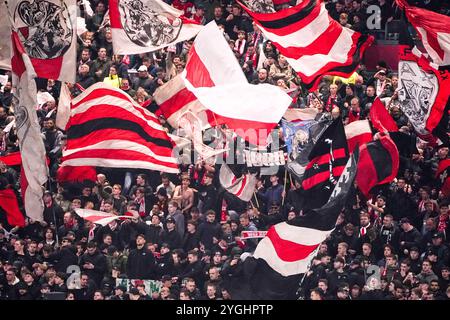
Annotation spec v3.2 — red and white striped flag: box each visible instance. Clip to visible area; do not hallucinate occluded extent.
[396,0,450,66]
[109,0,203,54]
[61,83,179,174]
[238,0,374,91]
[219,164,257,202]
[7,0,77,83]
[9,17,49,223]
[75,208,132,226]
[154,21,292,147]
[344,119,373,154]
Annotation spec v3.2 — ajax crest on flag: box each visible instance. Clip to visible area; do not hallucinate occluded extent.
[119,0,183,47]
[14,0,73,59]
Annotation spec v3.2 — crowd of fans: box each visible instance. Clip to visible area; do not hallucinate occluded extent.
[0,0,449,300]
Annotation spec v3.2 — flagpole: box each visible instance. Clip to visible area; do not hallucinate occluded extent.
[253,191,260,209]
[47,176,60,247]
[282,167,288,206]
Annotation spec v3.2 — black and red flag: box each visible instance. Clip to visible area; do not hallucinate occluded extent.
[300,118,349,207]
[356,134,399,198]
[226,149,359,300]
[436,159,450,198]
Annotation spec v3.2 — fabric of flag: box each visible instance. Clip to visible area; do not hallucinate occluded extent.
[0,151,22,167]
[436,159,450,197]
[252,149,358,278]
[344,119,373,154]
[0,188,25,227]
[238,0,373,91]
[396,0,450,66]
[301,118,349,193]
[285,118,331,187]
[369,98,398,133]
[7,0,77,83]
[356,134,399,198]
[219,164,257,202]
[0,2,11,70]
[154,21,292,147]
[109,0,203,54]
[398,46,450,137]
[10,24,48,223]
[281,118,317,155]
[60,82,179,174]
[56,82,72,130]
[283,107,319,123]
[74,208,132,226]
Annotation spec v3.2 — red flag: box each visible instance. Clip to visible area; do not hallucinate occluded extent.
[0,188,25,227]
[57,166,97,184]
[436,159,450,197]
[370,98,398,133]
[356,135,399,197]
[396,0,450,66]
[0,152,22,166]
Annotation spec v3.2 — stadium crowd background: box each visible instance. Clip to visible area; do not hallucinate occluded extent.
[0,0,449,300]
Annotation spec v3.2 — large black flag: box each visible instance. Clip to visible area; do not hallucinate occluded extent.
[300,118,349,209]
[226,148,359,300]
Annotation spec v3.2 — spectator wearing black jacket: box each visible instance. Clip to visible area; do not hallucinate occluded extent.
[183,220,200,252]
[399,218,423,258]
[198,211,222,251]
[198,172,218,215]
[126,234,157,280]
[161,217,182,250]
[79,242,107,287]
[178,250,205,289]
[47,238,78,273]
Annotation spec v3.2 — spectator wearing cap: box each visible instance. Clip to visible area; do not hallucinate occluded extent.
[326,257,349,295]
[198,172,218,215]
[110,285,129,300]
[429,232,450,267]
[161,217,182,251]
[79,241,107,287]
[132,65,153,94]
[42,191,64,228]
[126,234,156,280]
[47,237,78,273]
[399,218,423,258]
[347,257,365,289]
[16,282,33,300]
